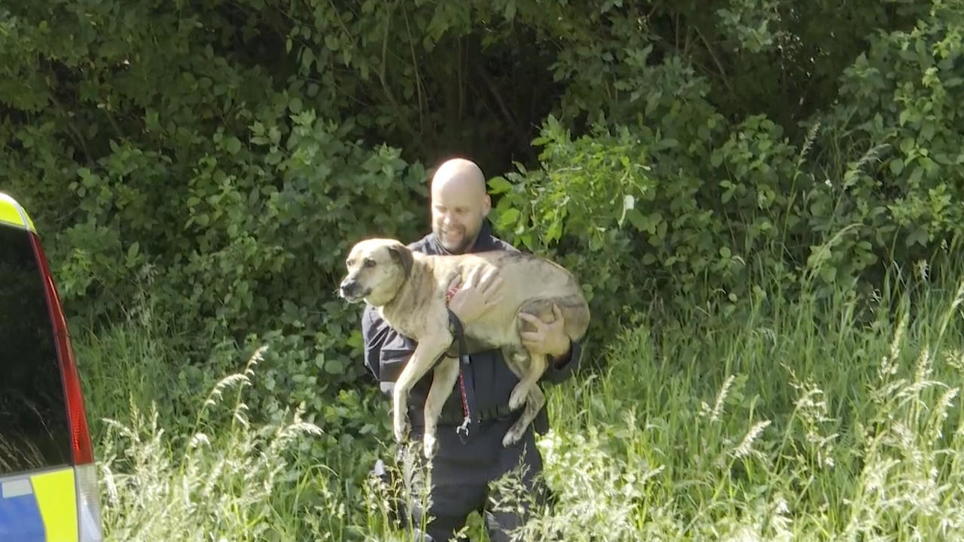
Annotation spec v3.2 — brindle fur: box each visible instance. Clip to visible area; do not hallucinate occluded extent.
[340,238,590,457]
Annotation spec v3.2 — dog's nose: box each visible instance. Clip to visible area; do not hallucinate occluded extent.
[339,279,356,297]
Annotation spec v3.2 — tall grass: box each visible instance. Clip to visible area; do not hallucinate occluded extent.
[524,272,964,541]
[90,344,333,541]
[74,264,963,540]
[76,309,418,541]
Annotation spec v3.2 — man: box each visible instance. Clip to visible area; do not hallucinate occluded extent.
[361,158,582,541]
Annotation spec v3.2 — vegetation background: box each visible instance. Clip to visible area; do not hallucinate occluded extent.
[2,0,963,539]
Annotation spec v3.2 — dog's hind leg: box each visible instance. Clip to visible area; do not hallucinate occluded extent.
[422,356,459,458]
[508,298,560,410]
[500,346,527,380]
[508,347,548,411]
[502,345,548,446]
[503,384,545,447]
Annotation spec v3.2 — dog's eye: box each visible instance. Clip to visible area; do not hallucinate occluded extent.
[364,258,376,268]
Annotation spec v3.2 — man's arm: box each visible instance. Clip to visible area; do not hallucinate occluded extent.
[541,339,582,383]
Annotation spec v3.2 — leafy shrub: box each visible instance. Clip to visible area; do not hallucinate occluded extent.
[2,0,962,441]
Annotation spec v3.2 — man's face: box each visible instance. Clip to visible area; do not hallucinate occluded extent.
[431,181,489,254]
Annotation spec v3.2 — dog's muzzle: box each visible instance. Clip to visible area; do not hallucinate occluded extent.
[339,278,369,302]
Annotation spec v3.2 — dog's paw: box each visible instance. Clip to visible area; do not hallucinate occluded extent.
[393,413,410,442]
[422,433,438,458]
[502,428,522,447]
[508,385,528,411]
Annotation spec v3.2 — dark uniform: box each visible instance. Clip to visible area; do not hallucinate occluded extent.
[361,221,582,541]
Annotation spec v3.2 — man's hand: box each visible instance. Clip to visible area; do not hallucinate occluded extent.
[447,266,503,324]
[518,304,570,361]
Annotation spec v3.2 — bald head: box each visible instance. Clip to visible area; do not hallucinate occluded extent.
[430,158,491,254]
[431,158,487,197]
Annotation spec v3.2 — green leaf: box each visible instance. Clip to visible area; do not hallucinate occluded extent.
[626,208,646,231]
[324,357,348,375]
[301,48,314,71]
[546,219,563,243]
[488,176,512,194]
[225,136,242,154]
[889,158,903,176]
[496,208,520,229]
[899,137,915,154]
[906,227,929,246]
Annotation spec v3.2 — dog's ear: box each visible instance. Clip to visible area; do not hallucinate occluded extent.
[387,243,413,277]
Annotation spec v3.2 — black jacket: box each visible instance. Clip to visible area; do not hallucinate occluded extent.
[361,221,582,433]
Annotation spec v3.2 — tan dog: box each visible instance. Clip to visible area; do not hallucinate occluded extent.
[340,238,590,456]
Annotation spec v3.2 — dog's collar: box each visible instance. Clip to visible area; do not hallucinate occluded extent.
[445,283,460,303]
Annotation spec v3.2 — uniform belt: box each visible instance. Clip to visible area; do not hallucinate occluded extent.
[409,403,516,427]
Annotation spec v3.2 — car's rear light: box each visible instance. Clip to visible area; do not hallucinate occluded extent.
[75,463,104,541]
[28,232,95,465]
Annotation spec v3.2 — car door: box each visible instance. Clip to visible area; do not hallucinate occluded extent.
[0,194,102,542]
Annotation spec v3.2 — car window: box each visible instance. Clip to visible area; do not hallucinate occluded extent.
[0,225,71,475]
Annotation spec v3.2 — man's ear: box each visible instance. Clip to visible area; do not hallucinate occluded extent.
[482,194,492,217]
[387,244,413,277]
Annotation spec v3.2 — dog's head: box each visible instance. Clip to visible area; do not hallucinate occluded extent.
[339,238,414,306]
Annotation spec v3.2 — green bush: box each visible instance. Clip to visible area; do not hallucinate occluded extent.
[2,0,962,440]
[821,1,964,256]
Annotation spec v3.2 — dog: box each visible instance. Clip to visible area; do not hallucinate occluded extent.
[339,238,589,457]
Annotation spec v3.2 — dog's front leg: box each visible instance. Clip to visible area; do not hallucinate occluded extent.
[423,356,459,457]
[392,337,451,443]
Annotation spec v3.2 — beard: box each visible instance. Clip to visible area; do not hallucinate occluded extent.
[435,223,479,254]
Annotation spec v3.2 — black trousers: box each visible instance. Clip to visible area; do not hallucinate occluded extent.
[400,417,546,542]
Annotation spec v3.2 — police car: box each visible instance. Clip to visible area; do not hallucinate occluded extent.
[0,193,103,541]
